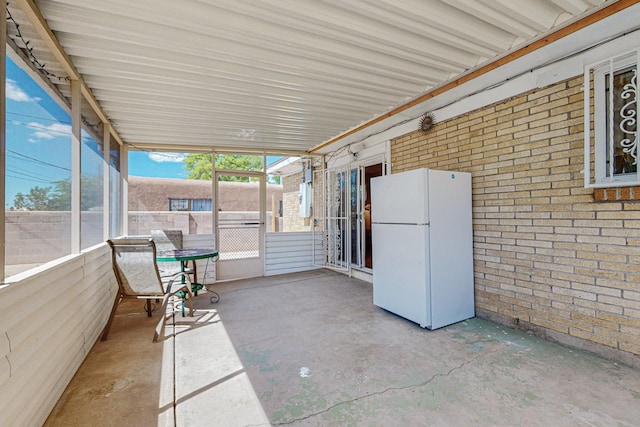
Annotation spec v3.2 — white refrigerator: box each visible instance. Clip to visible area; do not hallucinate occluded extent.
[371,168,474,329]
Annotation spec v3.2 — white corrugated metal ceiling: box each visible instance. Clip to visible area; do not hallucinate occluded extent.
[8,0,611,154]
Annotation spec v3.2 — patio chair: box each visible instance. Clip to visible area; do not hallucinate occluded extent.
[102,238,194,342]
[151,229,195,278]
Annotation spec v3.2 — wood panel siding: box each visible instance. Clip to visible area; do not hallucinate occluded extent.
[265,232,324,276]
[0,244,115,426]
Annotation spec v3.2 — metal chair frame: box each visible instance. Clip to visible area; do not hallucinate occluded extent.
[102,238,194,342]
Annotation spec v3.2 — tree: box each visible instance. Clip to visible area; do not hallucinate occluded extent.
[183,153,213,180]
[268,175,281,184]
[183,154,264,182]
[11,176,102,211]
[12,186,55,210]
[79,175,104,210]
[216,154,263,175]
[49,179,72,211]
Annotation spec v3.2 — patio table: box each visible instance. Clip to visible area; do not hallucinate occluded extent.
[156,248,220,304]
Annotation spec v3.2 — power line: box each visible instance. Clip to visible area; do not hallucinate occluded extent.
[9,120,72,137]
[7,111,71,125]
[7,149,71,172]
[7,151,68,170]
[5,172,54,185]
[6,165,67,183]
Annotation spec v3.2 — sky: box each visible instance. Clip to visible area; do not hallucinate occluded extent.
[5,55,282,208]
[128,152,282,178]
[128,151,190,178]
[6,56,73,207]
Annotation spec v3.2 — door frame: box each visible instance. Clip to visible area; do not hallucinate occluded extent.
[348,156,386,272]
[321,152,388,274]
[214,169,266,280]
[349,166,364,269]
[322,165,350,271]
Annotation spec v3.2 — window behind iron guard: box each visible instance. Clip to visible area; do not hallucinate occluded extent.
[169,198,212,211]
[585,51,639,187]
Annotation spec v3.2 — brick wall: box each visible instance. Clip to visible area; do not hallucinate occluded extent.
[391,75,640,362]
[283,193,307,231]
[282,173,315,231]
[283,173,301,193]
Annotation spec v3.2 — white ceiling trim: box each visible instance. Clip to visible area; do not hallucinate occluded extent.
[7,0,621,153]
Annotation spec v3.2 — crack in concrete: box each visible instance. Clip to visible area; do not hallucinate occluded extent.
[5,332,11,377]
[272,346,500,426]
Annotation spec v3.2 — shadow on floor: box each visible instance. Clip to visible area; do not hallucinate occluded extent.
[46,270,640,426]
[44,298,171,426]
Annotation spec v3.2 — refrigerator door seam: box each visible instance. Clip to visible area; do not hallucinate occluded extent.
[372,222,430,226]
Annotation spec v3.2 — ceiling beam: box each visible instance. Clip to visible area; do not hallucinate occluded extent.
[310,0,640,153]
[14,0,124,146]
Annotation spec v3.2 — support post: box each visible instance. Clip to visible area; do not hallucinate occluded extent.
[0,4,7,279]
[71,80,81,252]
[103,123,111,240]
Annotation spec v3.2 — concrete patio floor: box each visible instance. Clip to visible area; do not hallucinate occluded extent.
[45,269,640,426]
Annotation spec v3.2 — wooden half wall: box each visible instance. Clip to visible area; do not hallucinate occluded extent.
[0,244,115,426]
[265,232,324,276]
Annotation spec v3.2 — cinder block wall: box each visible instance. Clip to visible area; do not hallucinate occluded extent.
[6,211,103,265]
[391,75,640,364]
